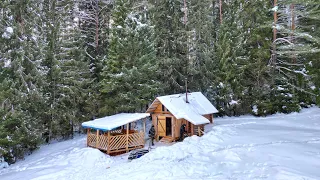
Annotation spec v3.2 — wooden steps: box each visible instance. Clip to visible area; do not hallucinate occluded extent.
[159,136,174,143]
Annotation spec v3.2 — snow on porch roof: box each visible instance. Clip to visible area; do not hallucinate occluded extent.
[82,113,150,131]
[146,92,218,125]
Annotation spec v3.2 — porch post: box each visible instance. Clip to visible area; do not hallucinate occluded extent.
[126,123,129,152]
[107,130,110,154]
[96,129,99,148]
[156,116,159,141]
[211,114,214,124]
[143,118,146,145]
[191,124,194,135]
[172,117,175,139]
[143,118,146,134]
[86,128,89,147]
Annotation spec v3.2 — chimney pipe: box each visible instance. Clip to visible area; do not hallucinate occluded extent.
[185,78,189,103]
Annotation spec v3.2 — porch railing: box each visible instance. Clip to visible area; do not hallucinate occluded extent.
[87,131,144,153]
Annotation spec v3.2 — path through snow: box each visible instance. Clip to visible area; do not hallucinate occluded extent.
[0,107,319,180]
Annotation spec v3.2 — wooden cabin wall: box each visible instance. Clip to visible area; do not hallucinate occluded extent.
[175,118,182,139]
[176,118,190,135]
[203,114,213,123]
[154,103,163,113]
[151,102,176,140]
[150,102,214,140]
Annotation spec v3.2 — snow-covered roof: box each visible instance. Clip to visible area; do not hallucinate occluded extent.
[146,92,218,125]
[82,113,150,131]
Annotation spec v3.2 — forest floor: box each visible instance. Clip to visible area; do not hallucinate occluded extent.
[0,107,320,180]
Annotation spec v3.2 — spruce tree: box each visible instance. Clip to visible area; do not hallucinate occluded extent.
[100,0,162,115]
[0,0,44,163]
[149,0,189,93]
[270,0,320,112]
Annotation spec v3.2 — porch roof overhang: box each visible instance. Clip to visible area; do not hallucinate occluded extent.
[82,113,150,131]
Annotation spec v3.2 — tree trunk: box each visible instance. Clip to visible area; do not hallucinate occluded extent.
[272,0,278,66]
[291,4,296,63]
[219,0,222,24]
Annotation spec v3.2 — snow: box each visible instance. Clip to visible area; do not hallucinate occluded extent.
[82,113,150,131]
[252,105,258,115]
[309,61,313,67]
[0,157,9,169]
[2,27,13,39]
[1,107,320,180]
[277,86,284,91]
[154,92,218,125]
[271,6,279,12]
[4,60,11,68]
[286,93,293,98]
[229,100,238,105]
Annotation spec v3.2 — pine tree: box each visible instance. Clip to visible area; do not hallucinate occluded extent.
[100,0,162,115]
[269,0,320,112]
[204,0,249,116]
[78,0,113,118]
[40,0,94,139]
[149,0,189,93]
[0,0,44,163]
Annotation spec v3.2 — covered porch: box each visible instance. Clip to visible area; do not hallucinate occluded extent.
[82,113,149,155]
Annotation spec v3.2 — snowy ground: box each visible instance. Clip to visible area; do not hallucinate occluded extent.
[1,107,320,180]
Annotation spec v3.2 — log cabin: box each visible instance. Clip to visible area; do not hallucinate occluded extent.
[146,92,218,143]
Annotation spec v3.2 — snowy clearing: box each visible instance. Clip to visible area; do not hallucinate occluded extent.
[1,107,320,180]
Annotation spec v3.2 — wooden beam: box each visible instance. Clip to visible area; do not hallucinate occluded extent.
[198,126,201,136]
[143,118,146,134]
[143,118,146,145]
[126,123,129,153]
[86,128,89,147]
[191,123,194,136]
[107,130,110,154]
[96,129,99,148]
[211,114,214,124]
[172,117,175,139]
[156,116,159,141]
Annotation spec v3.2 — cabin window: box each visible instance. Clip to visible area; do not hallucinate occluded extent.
[162,105,165,111]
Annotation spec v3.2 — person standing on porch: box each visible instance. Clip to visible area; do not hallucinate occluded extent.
[149,125,155,146]
[179,124,187,141]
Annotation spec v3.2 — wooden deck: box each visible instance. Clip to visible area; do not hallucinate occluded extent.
[159,136,175,143]
[87,129,145,154]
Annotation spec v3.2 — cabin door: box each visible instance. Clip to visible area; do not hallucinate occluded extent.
[157,116,166,137]
[166,117,172,136]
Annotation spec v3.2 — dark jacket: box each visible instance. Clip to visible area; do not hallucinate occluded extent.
[180,124,186,135]
[149,126,155,137]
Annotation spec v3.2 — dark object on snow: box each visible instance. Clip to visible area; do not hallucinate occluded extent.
[148,125,155,145]
[128,149,149,160]
[43,131,49,144]
[179,124,187,141]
